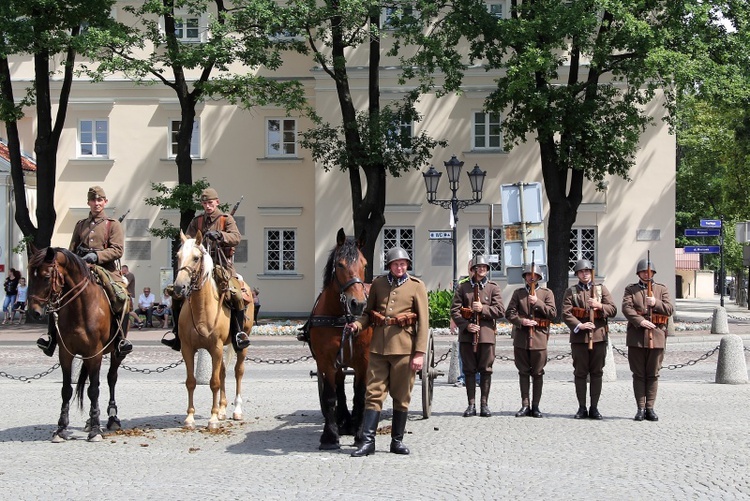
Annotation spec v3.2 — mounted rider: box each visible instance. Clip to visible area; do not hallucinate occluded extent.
[36,186,132,357]
[161,187,251,353]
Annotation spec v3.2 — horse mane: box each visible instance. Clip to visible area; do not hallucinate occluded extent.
[29,247,93,283]
[182,238,213,280]
[322,236,362,289]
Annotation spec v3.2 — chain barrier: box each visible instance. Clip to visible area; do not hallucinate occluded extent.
[727,314,750,321]
[434,349,451,366]
[120,360,184,374]
[0,363,60,382]
[245,354,313,364]
[611,343,721,370]
[674,317,712,324]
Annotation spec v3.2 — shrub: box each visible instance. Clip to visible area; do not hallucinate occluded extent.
[428,289,453,328]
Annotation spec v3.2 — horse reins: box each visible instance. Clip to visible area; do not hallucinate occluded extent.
[179,240,226,334]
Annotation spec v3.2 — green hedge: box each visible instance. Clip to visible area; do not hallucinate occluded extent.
[428,289,453,328]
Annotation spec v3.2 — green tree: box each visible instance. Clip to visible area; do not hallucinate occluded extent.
[0,0,116,248]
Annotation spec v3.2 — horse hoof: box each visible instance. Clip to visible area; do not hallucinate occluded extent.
[83,421,91,433]
[232,412,243,421]
[183,422,196,431]
[207,421,220,431]
[51,431,70,443]
[106,417,122,431]
[318,442,341,451]
[88,433,103,442]
[218,412,227,421]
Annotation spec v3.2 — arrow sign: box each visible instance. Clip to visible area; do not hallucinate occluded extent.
[700,219,722,228]
[684,245,721,253]
[685,228,721,237]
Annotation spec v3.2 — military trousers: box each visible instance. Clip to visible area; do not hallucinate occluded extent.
[627,346,665,409]
[364,352,416,413]
[459,342,496,375]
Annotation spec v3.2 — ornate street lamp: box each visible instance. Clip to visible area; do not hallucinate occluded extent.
[423,155,487,288]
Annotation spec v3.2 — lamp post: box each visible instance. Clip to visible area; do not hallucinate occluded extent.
[423,155,486,289]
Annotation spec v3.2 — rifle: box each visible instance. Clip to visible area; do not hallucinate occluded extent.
[646,251,654,349]
[471,281,480,353]
[528,251,536,349]
[117,209,131,223]
[230,196,244,216]
[588,267,596,350]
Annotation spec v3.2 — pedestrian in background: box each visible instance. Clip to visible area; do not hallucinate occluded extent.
[11,277,28,324]
[3,269,20,325]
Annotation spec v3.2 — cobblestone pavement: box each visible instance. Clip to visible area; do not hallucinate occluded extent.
[0,298,749,499]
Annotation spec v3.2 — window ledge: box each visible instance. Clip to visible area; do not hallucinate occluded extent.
[160,158,206,163]
[464,149,506,155]
[256,273,304,280]
[256,156,304,163]
[69,157,114,164]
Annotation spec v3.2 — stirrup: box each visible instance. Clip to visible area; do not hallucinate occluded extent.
[160,332,181,351]
[37,336,56,357]
[116,339,133,357]
[235,331,250,350]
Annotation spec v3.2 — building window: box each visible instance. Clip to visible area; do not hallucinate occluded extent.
[569,227,597,273]
[382,5,418,29]
[266,118,297,156]
[175,16,200,42]
[79,119,109,157]
[170,119,201,158]
[473,112,502,149]
[471,227,503,274]
[486,1,504,18]
[382,227,414,271]
[387,118,413,151]
[265,228,297,273]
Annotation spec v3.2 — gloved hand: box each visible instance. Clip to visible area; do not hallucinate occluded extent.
[83,252,98,264]
[205,230,222,241]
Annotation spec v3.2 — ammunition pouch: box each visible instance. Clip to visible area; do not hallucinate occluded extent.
[533,318,550,329]
[637,311,669,327]
[460,307,473,320]
[571,307,603,320]
[369,311,417,327]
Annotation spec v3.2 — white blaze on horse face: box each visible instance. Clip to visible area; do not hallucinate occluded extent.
[174,238,213,294]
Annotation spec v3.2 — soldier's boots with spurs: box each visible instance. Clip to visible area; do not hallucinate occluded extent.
[531,405,544,418]
[588,407,603,420]
[351,409,380,457]
[389,410,410,455]
[574,406,588,419]
[37,334,57,357]
[644,408,659,421]
[515,406,531,417]
[230,308,251,352]
[634,408,646,421]
[462,404,476,417]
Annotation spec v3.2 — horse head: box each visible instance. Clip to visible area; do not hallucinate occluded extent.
[324,228,368,319]
[173,230,213,299]
[26,247,89,320]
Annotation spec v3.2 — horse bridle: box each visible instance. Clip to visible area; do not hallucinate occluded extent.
[176,244,210,298]
[336,275,367,324]
[30,252,89,313]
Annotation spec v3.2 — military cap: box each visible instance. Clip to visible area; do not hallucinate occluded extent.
[87,186,107,200]
[200,187,219,202]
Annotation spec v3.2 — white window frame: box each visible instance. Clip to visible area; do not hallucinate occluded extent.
[78,119,109,158]
[470,227,504,276]
[472,111,503,150]
[387,117,413,152]
[169,119,201,158]
[159,10,209,43]
[486,0,506,19]
[382,227,415,272]
[266,118,298,157]
[569,227,597,274]
[381,5,419,30]
[265,228,297,274]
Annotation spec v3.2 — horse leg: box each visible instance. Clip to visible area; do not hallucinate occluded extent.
[52,361,74,443]
[232,348,246,421]
[318,369,341,450]
[106,355,123,431]
[335,369,354,435]
[86,362,103,442]
[218,350,228,421]
[208,348,223,430]
[183,349,197,430]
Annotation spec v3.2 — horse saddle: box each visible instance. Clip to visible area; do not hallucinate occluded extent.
[90,266,128,314]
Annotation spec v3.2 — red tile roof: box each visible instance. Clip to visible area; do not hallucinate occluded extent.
[0,140,36,172]
[676,247,700,270]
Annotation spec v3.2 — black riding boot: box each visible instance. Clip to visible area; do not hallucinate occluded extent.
[36,333,57,357]
[390,410,410,455]
[351,409,380,457]
[161,303,181,351]
[230,308,251,352]
[116,334,133,357]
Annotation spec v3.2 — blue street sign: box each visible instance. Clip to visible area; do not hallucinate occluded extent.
[684,246,721,254]
[685,228,721,237]
[700,219,722,228]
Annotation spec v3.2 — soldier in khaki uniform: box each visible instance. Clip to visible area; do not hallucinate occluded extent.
[505,264,556,418]
[161,187,250,353]
[346,247,429,457]
[562,259,617,420]
[622,259,673,422]
[450,254,504,418]
[37,186,132,357]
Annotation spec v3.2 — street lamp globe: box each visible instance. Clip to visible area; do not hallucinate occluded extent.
[422,165,442,203]
[444,155,464,189]
[467,164,487,202]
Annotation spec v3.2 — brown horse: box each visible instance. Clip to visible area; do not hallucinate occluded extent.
[26,247,127,442]
[305,228,372,450]
[172,230,251,430]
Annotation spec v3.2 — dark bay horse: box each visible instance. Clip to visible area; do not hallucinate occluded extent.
[26,247,127,442]
[306,228,372,450]
[172,231,250,429]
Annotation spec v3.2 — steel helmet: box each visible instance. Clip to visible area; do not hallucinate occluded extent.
[636,259,656,274]
[522,264,544,281]
[470,254,489,271]
[386,247,411,266]
[574,259,594,272]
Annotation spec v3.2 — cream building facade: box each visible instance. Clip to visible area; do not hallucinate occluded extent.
[1,1,676,316]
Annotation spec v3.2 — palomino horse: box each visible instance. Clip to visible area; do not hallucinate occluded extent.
[26,247,127,442]
[172,230,252,430]
[306,228,372,450]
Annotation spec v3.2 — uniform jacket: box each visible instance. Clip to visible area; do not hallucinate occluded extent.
[69,212,124,274]
[355,274,429,356]
[505,286,557,350]
[450,278,504,344]
[562,283,617,344]
[186,209,241,264]
[622,281,673,349]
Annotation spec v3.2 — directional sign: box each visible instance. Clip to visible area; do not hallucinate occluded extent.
[685,228,721,237]
[684,245,721,254]
[700,219,722,228]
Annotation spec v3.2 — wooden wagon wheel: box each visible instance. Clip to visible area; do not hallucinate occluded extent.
[420,330,436,418]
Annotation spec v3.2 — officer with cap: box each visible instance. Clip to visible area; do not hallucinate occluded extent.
[621,258,673,422]
[562,259,617,420]
[37,186,132,357]
[450,254,504,417]
[505,264,556,418]
[161,187,250,353]
[346,247,429,457]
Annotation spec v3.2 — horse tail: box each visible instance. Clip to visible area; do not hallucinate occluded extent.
[75,364,89,410]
